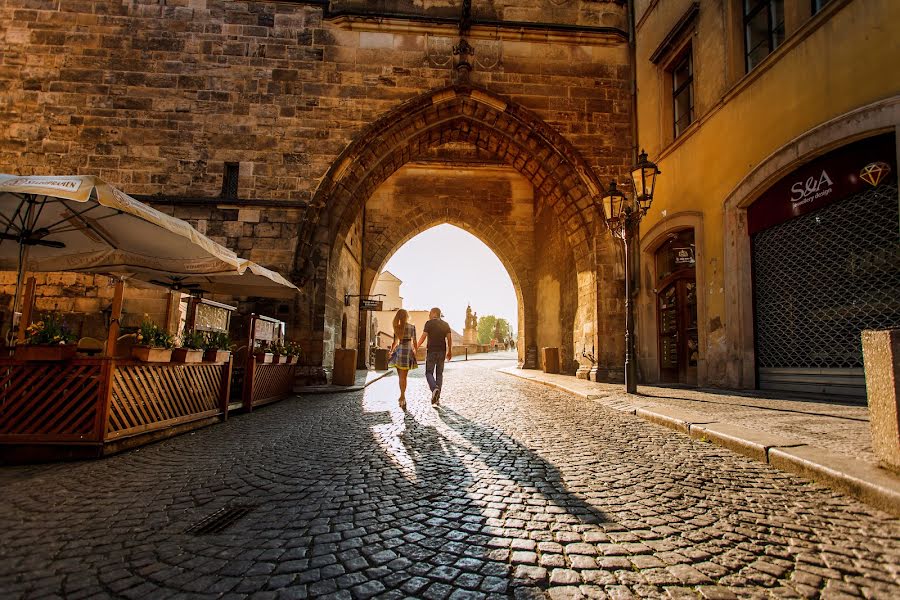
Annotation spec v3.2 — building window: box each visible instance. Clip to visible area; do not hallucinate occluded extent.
[811,0,832,14]
[672,50,694,138]
[221,162,239,198]
[743,0,785,71]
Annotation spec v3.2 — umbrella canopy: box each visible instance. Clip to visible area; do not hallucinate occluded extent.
[0,175,298,326]
[142,261,299,299]
[0,174,243,277]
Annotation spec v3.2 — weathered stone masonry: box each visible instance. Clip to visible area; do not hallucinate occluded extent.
[0,0,634,378]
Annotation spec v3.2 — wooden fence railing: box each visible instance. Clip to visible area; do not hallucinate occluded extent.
[0,358,231,461]
[242,356,296,411]
[0,358,108,444]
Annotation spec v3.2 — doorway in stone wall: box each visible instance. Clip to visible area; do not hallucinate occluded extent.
[363,224,520,365]
[655,229,698,385]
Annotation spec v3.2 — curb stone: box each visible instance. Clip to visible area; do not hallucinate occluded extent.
[295,370,393,395]
[499,368,900,517]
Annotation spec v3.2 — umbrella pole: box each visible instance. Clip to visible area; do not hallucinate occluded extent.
[15,276,36,345]
[105,279,125,357]
[10,237,27,334]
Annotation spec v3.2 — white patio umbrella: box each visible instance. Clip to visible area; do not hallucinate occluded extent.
[140,260,299,299]
[0,175,297,346]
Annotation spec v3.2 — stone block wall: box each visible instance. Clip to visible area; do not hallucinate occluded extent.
[1,0,634,373]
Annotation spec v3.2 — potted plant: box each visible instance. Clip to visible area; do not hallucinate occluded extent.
[172,330,204,363]
[16,312,78,361]
[132,315,174,362]
[202,331,232,363]
[270,340,287,364]
[253,341,274,364]
[284,341,303,364]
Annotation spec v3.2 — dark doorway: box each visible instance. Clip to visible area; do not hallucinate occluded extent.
[655,230,698,385]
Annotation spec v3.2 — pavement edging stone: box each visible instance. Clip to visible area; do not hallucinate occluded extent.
[688,422,806,463]
[500,368,900,517]
[768,446,900,516]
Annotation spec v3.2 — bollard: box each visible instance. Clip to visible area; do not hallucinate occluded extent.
[861,329,900,472]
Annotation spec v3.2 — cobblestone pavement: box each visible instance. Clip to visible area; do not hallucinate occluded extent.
[504,369,875,464]
[2,360,899,599]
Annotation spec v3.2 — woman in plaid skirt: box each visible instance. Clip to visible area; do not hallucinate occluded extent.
[388,309,418,409]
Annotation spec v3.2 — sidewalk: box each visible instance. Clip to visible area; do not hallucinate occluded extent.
[295,369,392,394]
[501,367,900,516]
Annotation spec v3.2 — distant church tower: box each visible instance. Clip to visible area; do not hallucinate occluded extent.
[463,304,478,345]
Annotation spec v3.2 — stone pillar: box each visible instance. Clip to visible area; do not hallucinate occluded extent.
[861,329,900,472]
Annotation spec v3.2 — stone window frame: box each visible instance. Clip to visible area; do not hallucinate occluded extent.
[724,0,849,87]
[649,4,700,149]
[670,46,695,139]
[742,0,786,73]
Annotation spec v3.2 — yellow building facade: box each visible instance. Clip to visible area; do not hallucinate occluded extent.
[633,0,899,396]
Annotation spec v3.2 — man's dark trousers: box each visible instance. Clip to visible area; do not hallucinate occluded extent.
[425,351,445,392]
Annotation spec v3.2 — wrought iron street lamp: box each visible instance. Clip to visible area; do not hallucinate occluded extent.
[600,149,660,393]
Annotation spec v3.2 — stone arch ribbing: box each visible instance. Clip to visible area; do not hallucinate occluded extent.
[296,85,607,274]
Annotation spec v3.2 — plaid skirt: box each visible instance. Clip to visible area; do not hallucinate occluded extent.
[389,343,418,370]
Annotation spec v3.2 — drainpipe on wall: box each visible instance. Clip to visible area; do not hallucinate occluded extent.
[627,0,645,383]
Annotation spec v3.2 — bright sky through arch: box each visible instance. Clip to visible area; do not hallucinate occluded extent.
[381,224,517,334]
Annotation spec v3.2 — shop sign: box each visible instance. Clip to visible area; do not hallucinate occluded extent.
[359,298,383,311]
[673,247,695,264]
[748,133,896,235]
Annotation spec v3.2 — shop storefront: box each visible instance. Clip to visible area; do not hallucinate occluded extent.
[748,133,899,398]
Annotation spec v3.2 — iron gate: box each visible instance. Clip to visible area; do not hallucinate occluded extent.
[751,183,900,397]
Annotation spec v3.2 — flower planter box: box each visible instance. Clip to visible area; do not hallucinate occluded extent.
[203,349,231,363]
[15,344,77,361]
[172,348,204,363]
[131,346,173,363]
[254,352,274,364]
[273,355,285,364]
[285,355,297,364]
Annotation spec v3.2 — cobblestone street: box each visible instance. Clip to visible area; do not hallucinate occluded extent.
[2,358,899,600]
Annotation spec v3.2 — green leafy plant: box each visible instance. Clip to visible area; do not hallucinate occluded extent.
[181,330,206,350]
[270,340,286,356]
[203,331,231,351]
[285,341,303,358]
[137,315,174,349]
[24,312,76,345]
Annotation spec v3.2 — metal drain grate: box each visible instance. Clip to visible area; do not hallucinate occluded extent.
[185,505,256,535]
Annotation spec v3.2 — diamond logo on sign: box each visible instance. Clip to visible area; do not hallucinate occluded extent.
[859,161,891,187]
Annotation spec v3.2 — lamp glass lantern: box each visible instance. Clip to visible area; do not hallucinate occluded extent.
[630,148,660,214]
[601,180,628,233]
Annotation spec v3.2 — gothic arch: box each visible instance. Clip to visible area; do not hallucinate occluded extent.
[301,84,615,371]
[364,217,532,358]
[296,84,608,275]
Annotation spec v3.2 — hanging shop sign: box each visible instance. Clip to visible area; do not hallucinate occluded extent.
[359,297,383,311]
[748,133,896,235]
[673,247,695,265]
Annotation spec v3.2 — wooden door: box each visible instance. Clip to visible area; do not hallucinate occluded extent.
[657,275,698,384]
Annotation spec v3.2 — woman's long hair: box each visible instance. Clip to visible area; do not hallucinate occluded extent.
[392,309,409,339]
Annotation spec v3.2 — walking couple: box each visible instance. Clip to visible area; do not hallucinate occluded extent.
[388,307,452,410]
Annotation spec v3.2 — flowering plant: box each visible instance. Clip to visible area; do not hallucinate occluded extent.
[136,315,174,349]
[284,341,303,358]
[270,340,286,356]
[24,312,76,345]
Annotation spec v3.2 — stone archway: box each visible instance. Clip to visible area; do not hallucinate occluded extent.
[296,85,621,376]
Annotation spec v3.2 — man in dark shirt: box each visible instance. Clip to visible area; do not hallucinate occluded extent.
[417,307,452,405]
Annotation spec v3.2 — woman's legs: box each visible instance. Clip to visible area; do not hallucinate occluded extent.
[398,369,408,397]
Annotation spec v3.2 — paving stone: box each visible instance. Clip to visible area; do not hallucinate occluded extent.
[0,363,897,600]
